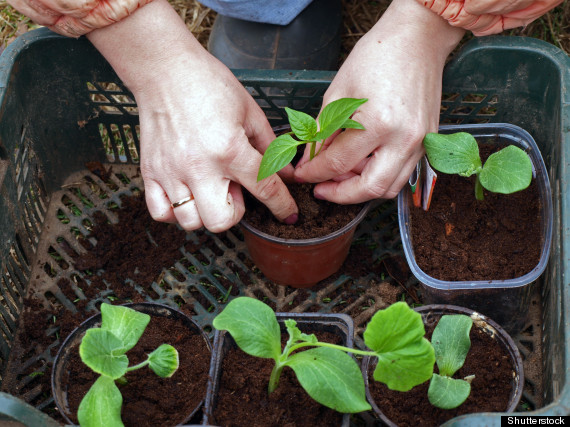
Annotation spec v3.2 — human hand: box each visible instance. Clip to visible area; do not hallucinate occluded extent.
[294,0,465,204]
[87,0,298,232]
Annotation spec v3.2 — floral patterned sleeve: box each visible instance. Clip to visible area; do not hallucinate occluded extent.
[417,0,564,36]
[7,0,155,37]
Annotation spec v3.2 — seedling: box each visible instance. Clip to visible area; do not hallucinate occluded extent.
[257,98,368,181]
[423,132,532,200]
[77,303,179,427]
[428,314,474,409]
[213,297,435,414]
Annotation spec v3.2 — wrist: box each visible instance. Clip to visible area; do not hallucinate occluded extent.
[367,0,465,64]
[86,0,206,97]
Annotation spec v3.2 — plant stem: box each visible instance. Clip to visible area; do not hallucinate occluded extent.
[475,175,485,201]
[309,141,316,160]
[268,363,284,394]
[287,341,377,358]
[126,360,149,372]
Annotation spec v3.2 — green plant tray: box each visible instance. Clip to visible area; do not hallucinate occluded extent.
[0,28,568,426]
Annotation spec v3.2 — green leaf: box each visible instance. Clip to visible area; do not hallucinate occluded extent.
[77,375,123,427]
[287,347,371,413]
[284,319,317,346]
[479,145,532,194]
[432,315,472,377]
[213,297,281,360]
[100,303,150,353]
[315,98,368,141]
[79,328,129,379]
[285,107,318,141]
[257,134,305,181]
[423,132,482,177]
[363,302,435,391]
[428,374,471,409]
[341,118,366,130]
[148,344,179,378]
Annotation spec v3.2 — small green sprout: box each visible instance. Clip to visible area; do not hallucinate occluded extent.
[213,297,434,414]
[428,314,474,409]
[423,132,532,200]
[77,304,179,427]
[257,98,368,181]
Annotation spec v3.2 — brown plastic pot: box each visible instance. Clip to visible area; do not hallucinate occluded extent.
[240,201,371,288]
[361,304,524,426]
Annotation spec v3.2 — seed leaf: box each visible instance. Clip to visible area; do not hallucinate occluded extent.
[285,107,318,141]
[432,315,472,377]
[479,145,532,194]
[423,132,482,177]
[364,302,435,391]
[79,328,129,379]
[315,98,368,141]
[213,297,281,360]
[257,134,304,181]
[428,374,471,409]
[287,347,371,413]
[148,344,180,378]
[100,303,150,353]
[77,375,123,427]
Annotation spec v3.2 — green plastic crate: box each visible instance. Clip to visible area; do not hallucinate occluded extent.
[0,28,568,425]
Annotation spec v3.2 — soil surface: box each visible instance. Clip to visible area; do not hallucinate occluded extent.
[243,183,364,239]
[410,145,542,281]
[2,190,398,424]
[210,330,345,427]
[61,315,210,426]
[367,316,516,426]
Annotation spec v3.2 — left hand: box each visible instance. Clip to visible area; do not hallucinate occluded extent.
[294,0,465,204]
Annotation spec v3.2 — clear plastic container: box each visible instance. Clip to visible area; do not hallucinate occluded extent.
[398,123,553,334]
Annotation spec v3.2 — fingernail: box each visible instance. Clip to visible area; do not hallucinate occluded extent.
[283,213,298,225]
[313,191,325,200]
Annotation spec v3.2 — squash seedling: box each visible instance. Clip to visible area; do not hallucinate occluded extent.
[77,303,179,427]
[257,97,368,181]
[428,314,475,409]
[213,297,435,414]
[423,132,532,200]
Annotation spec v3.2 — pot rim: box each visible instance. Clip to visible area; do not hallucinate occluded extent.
[240,200,373,246]
[398,123,553,290]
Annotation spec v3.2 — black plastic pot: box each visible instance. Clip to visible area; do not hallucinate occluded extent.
[398,123,553,334]
[203,312,355,426]
[51,302,212,426]
[362,304,524,426]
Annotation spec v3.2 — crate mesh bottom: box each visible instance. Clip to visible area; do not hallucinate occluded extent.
[4,163,545,417]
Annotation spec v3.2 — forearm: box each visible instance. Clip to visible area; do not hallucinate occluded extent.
[365,0,465,66]
[86,0,206,97]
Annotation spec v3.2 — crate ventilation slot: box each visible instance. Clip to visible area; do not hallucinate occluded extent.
[440,92,499,124]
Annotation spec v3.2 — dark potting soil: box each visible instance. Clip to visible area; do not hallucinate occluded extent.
[243,183,364,239]
[211,331,345,427]
[368,319,515,426]
[3,190,400,424]
[61,315,210,426]
[409,145,542,281]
